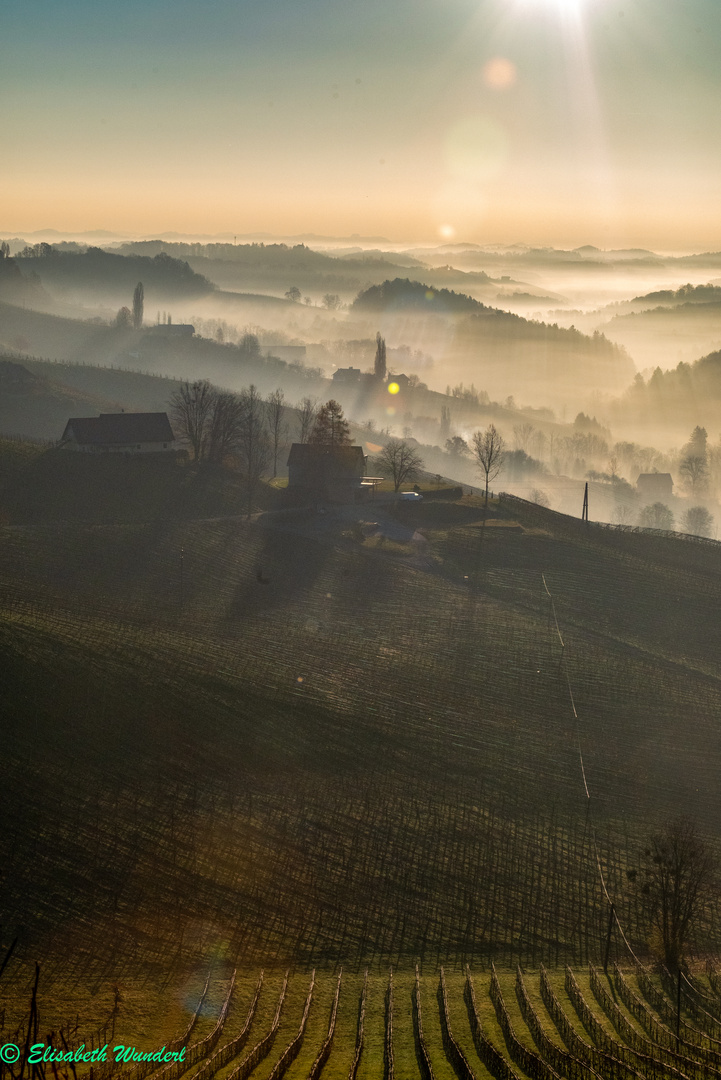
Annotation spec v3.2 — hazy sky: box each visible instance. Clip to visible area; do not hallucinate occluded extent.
[2,0,721,248]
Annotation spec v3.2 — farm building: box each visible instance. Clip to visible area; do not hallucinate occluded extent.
[636,472,673,500]
[287,443,380,503]
[147,323,195,337]
[60,412,176,454]
[331,366,362,385]
[264,345,307,363]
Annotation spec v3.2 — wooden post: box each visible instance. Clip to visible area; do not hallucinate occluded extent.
[179,545,184,612]
[603,902,615,975]
[582,482,589,523]
[676,967,682,1048]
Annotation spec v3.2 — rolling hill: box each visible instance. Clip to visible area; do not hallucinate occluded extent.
[352,279,635,404]
[12,247,214,309]
[608,346,721,443]
[113,240,498,303]
[1,470,720,990]
[0,304,330,429]
[600,300,721,370]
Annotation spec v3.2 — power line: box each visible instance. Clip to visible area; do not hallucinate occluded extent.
[541,571,643,967]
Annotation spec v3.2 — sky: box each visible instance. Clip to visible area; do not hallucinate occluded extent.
[2,0,721,249]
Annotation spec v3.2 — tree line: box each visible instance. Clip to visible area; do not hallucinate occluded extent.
[170,377,511,507]
[169,384,369,507]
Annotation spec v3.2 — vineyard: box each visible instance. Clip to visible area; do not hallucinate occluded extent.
[5,964,721,1080]
[1,478,721,1014]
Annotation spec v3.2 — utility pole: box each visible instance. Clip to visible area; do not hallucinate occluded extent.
[582,481,589,523]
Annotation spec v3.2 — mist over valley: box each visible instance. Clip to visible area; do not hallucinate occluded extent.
[4,0,721,1053]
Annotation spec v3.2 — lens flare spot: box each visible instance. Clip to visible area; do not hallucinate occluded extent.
[433,182,489,233]
[483,57,517,90]
[386,406,396,416]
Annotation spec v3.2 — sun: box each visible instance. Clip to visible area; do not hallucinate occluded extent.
[516,0,588,11]
[507,0,592,28]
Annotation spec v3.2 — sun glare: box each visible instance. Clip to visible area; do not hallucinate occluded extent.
[515,0,587,12]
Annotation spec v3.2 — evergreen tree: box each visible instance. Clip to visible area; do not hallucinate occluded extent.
[132,281,144,330]
[374,332,387,381]
[309,400,351,446]
[439,405,451,441]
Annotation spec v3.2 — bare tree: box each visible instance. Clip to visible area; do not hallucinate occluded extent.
[322,293,341,310]
[528,488,550,507]
[679,454,708,494]
[239,332,261,358]
[613,502,636,526]
[265,388,288,478]
[681,505,714,537]
[207,393,245,464]
[296,396,319,444]
[635,818,716,971]
[132,281,144,330]
[238,384,270,516]
[376,438,424,492]
[471,424,505,507]
[169,379,215,461]
[531,429,548,461]
[639,502,674,530]
[513,423,535,452]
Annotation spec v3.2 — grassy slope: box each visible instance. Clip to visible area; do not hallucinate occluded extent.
[0,303,330,416]
[9,966,721,1080]
[2,478,721,999]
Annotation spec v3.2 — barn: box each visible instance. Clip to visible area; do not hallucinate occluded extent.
[287,443,378,503]
[60,412,176,454]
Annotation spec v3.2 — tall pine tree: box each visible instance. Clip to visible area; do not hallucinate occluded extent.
[374,332,387,381]
[132,281,144,330]
[309,400,351,446]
